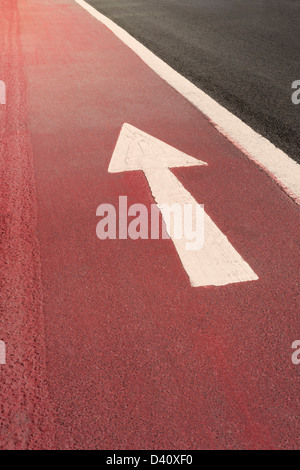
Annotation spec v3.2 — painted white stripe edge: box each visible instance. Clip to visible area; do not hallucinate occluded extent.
[75,0,300,205]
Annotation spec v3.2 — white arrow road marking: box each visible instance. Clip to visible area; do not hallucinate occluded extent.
[109,123,258,287]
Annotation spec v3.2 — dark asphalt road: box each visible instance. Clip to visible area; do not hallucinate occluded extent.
[87,0,300,164]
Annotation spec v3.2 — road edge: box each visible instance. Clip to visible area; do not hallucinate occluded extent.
[75,0,300,205]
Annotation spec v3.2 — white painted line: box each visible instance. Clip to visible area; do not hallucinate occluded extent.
[0,80,6,104]
[76,0,300,204]
[109,123,258,287]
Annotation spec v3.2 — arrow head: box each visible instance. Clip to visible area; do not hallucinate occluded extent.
[108,123,207,173]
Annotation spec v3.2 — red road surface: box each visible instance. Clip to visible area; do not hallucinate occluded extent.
[0,0,299,449]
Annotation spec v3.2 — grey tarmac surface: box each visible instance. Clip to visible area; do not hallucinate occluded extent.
[86,0,300,164]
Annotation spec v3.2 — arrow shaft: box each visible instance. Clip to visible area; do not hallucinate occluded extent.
[143,167,258,287]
